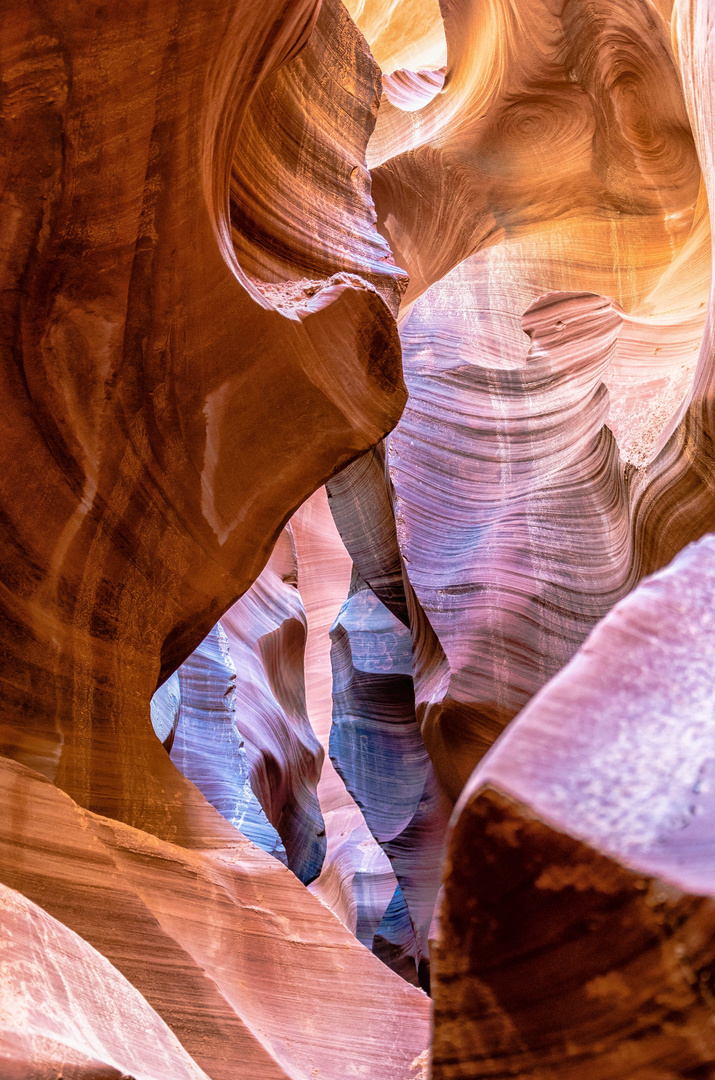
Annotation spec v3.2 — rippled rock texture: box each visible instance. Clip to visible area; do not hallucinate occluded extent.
[0,0,407,837]
[342,0,715,801]
[5,0,715,1076]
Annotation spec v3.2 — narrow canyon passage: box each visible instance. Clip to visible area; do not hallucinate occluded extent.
[2,1,715,1078]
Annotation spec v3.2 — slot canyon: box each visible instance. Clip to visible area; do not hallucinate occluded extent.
[2,0,715,1076]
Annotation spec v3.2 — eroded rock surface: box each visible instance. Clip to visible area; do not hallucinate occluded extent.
[432,535,715,1078]
[334,0,715,800]
[0,755,429,1080]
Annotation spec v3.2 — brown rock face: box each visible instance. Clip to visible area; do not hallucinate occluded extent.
[435,788,715,1079]
[0,0,405,835]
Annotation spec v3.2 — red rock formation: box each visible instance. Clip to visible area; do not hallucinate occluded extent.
[0,0,428,1074]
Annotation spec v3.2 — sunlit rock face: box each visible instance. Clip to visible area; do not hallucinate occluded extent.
[1,881,213,1080]
[335,0,715,803]
[5,0,715,1075]
[344,0,447,74]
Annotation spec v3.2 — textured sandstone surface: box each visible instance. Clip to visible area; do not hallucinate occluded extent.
[292,490,401,946]
[0,0,406,839]
[168,622,289,865]
[432,536,715,1078]
[1,882,212,1080]
[328,0,715,803]
[220,528,327,882]
[0,755,429,1080]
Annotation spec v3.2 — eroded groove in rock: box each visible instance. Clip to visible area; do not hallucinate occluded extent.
[381,66,447,111]
[432,534,715,1078]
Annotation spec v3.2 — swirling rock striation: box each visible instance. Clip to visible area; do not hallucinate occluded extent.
[391,290,630,797]
[231,0,407,309]
[0,0,406,841]
[336,0,715,799]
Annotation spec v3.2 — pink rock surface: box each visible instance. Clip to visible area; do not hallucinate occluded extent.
[381,68,446,112]
[0,883,211,1080]
[292,490,399,941]
[221,529,327,882]
[432,534,715,1077]
[0,754,430,1080]
[392,291,628,796]
[357,0,715,796]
